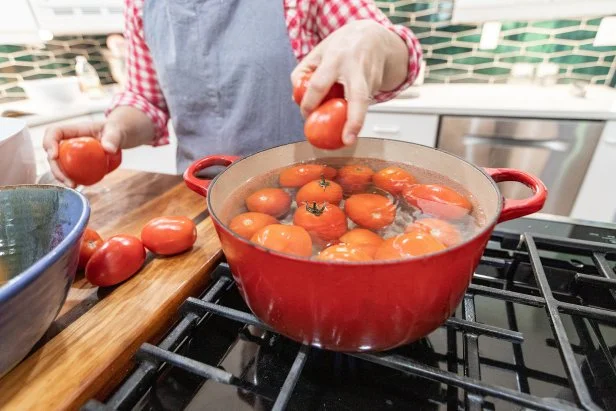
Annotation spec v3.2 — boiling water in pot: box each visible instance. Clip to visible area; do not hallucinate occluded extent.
[223,158,487,261]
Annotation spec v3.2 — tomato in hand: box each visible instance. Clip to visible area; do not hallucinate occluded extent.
[339,228,383,258]
[279,164,337,188]
[296,177,343,206]
[372,166,416,195]
[345,193,396,230]
[58,137,108,186]
[85,235,146,287]
[251,224,312,257]
[304,98,347,150]
[337,165,374,194]
[316,244,373,262]
[229,212,278,239]
[292,71,344,106]
[78,227,104,270]
[141,216,197,255]
[293,202,348,242]
[409,218,462,247]
[107,150,122,173]
[403,184,472,220]
[374,228,446,261]
[245,188,292,218]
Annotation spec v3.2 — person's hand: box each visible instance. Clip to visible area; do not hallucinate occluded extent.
[291,20,409,146]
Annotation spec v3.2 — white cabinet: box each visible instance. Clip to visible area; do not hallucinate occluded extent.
[0,0,40,44]
[29,0,123,36]
[359,112,438,148]
[571,121,616,224]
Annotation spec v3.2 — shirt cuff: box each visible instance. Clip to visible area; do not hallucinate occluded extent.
[372,25,423,103]
[105,91,170,146]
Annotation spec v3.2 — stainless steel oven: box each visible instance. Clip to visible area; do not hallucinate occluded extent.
[437,116,605,216]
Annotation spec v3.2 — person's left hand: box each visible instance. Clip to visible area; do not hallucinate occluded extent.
[291,19,409,146]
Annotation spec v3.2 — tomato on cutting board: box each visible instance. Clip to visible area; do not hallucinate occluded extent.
[251,224,312,257]
[372,166,416,195]
[229,212,278,239]
[336,164,374,194]
[292,71,344,106]
[409,218,462,247]
[78,227,104,270]
[293,202,348,243]
[85,234,146,287]
[374,228,446,261]
[279,164,337,188]
[245,188,292,218]
[403,184,472,220]
[345,193,396,230]
[296,177,343,206]
[141,216,197,255]
[304,98,347,150]
[58,137,108,186]
[316,243,373,262]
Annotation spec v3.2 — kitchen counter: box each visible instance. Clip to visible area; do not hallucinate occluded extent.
[373,84,616,120]
[0,170,222,410]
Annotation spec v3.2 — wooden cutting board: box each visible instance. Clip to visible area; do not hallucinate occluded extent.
[0,169,224,411]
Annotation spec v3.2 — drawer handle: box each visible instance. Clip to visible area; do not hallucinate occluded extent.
[372,125,400,134]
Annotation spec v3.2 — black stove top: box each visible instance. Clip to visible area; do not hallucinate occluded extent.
[84,215,616,411]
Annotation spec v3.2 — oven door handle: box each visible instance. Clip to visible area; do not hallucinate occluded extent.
[462,134,569,152]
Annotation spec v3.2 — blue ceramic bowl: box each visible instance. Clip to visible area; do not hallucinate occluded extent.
[0,185,89,377]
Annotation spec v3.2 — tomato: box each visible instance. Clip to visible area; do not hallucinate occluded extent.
[107,150,122,173]
[245,188,292,218]
[85,235,146,287]
[374,229,446,261]
[409,218,462,247]
[292,71,344,105]
[304,98,347,150]
[403,184,472,220]
[279,164,337,188]
[339,228,383,257]
[58,137,108,186]
[251,224,312,257]
[336,164,374,194]
[344,193,396,230]
[293,202,348,242]
[372,166,416,195]
[78,227,104,270]
[141,216,197,255]
[295,177,343,206]
[316,244,373,262]
[229,212,278,239]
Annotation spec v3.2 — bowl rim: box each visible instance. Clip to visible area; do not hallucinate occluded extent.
[0,184,90,302]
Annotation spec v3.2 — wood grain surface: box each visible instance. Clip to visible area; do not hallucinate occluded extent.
[0,169,224,410]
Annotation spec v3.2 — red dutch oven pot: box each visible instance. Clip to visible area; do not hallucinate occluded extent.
[184,139,547,352]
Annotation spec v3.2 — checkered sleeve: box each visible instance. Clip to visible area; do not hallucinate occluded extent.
[105,0,170,146]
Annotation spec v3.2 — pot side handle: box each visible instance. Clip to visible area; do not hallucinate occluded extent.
[484,168,547,223]
[183,155,239,197]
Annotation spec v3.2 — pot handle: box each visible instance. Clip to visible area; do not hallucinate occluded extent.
[183,155,239,197]
[484,168,547,223]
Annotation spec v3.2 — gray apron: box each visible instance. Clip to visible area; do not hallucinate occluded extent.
[143,0,305,172]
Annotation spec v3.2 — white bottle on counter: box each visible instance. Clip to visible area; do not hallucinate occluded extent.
[75,56,103,98]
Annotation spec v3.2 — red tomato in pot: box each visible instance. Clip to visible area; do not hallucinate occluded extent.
[78,227,103,270]
[374,229,446,261]
[58,137,108,186]
[403,184,472,220]
[229,212,278,240]
[85,235,146,287]
[141,216,197,255]
[372,166,416,195]
[316,244,373,262]
[408,218,462,248]
[339,228,383,258]
[107,150,122,173]
[336,165,374,194]
[304,98,347,150]
[292,71,344,105]
[293,202,348,242]
[251,224,312,257]
[345,193,396,230]
[296,177,343,206]
[279,164,337,188]
[245,188,292,218]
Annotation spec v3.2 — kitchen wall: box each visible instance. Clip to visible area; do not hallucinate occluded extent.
[377,0,616,86]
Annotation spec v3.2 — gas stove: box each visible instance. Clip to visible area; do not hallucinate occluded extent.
[84,214,616,411]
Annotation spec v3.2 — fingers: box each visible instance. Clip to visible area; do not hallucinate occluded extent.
[342,76,371,146]
[290,44,322,92]
[100,122,125,153]
[49,159,74,188]
[299,59,339,118]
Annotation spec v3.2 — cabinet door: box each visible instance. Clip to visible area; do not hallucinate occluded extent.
[359,113,438,147]
[0,0,39,43]
[571,121,616,223]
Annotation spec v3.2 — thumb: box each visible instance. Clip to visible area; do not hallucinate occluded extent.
[100,122,125,154]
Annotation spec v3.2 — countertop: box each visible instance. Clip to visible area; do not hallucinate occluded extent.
[0,170,222,410]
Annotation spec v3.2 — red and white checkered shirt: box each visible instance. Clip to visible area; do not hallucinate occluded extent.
[108,0,423,145]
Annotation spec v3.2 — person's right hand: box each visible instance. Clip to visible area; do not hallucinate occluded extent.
[44,121,126,188]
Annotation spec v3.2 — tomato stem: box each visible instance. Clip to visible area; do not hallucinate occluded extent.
[319,175,330,191]
[306,201,326,216]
